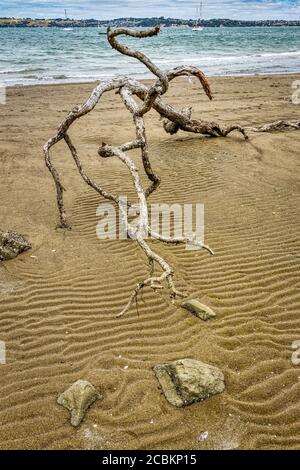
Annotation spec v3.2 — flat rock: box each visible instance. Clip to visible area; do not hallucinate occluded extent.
[57,380,102,427]
[154,359,225,407]
[0,230,31,261]
[181,299,216,321]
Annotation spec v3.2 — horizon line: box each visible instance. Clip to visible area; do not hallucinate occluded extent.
[0,16,299,21]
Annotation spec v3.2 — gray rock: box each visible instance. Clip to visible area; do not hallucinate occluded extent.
[57,380,102,427]
[0,230,31,261]
[181,299,216,321]
[154,359,225,407]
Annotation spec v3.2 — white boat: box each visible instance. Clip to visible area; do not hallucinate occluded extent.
[192,2,204,31]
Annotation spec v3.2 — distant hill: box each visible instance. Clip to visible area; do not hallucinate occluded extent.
[0,17,300,28]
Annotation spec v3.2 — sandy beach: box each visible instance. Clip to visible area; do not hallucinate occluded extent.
[0,73,300,450]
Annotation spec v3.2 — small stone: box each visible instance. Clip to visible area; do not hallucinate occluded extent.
[0,230,31,261]
[154,358,225,408]
[57,380,102,427]
[181,299,216,321]
[198,431,209,442]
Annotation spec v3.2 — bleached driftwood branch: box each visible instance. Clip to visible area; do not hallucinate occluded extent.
[248,119,300,133]
[44,26,299,316]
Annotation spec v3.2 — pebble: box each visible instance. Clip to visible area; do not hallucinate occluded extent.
[198,431,209,443]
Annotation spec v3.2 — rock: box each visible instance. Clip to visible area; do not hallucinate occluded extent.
[0,230,31,261]
[57,380,102,427]
[181,299,216,321]
[198,431,209,443]
[153,359,225,407]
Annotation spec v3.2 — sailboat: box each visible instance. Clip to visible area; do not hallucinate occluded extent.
[63,9,73,31]
[192,2,204,31]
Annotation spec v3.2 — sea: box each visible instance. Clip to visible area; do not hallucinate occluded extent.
[1,26,300,86]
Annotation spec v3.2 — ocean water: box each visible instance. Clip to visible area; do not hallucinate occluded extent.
[0,26,300,86]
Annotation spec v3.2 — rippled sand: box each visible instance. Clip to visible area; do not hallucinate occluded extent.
[0,74,300,449]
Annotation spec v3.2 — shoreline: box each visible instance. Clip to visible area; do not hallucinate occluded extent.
[5,70,300,90]
[1,25,300,29]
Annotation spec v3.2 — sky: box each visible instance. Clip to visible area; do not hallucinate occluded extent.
[0,0,299,20]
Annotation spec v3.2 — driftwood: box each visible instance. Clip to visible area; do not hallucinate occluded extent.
[44,26,299,317]
[249,119,300,133]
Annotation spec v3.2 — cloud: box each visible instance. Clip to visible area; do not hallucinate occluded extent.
[0,0,299,20]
